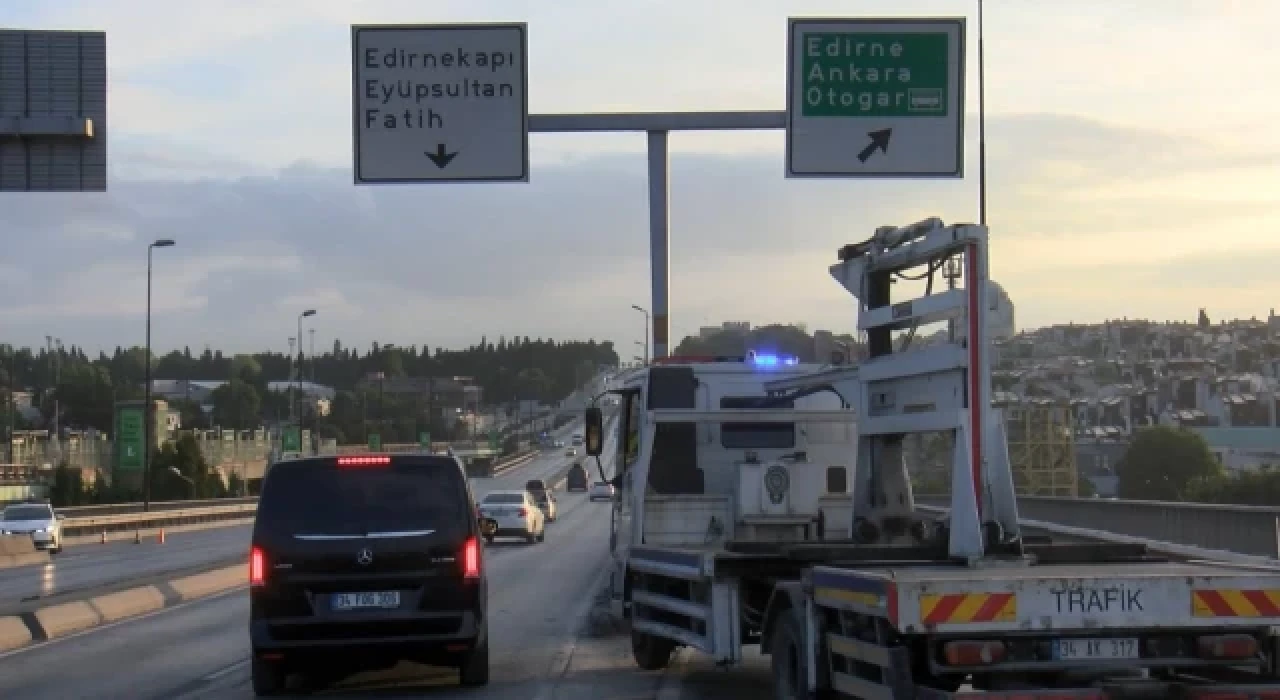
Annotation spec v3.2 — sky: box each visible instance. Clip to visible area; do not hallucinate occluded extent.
[1,0,1278,357]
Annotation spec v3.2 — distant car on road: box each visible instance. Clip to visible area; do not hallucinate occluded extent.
[0,501,64,553]
[588,481,615,502]
[565,447,577,456]
[248,453,490,695]
[565,463,589,492]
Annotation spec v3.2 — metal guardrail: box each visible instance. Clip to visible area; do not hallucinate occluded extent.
[54,449,542,534]
[915,505,1280,569]
[58,497,259,518]
[63,503,258,536]
[916,494,1280,560]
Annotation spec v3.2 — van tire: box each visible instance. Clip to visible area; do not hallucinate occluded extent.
[459,635,490,686]
[251,658,286,696]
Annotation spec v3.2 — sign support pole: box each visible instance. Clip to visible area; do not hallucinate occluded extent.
[646,131,670,360]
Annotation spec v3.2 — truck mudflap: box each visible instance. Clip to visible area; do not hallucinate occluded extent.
[912,683,1280,699]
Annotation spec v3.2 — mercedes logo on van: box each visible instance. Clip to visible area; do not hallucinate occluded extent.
[356,548,373,566]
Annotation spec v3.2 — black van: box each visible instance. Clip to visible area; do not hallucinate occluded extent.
[566,462,588,492]
[248,454,489,695]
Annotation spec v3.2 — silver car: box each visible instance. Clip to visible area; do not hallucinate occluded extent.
[1,502,64,553]
[477,490,546,544]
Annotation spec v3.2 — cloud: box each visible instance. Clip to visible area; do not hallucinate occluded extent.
[2,113,1278,354]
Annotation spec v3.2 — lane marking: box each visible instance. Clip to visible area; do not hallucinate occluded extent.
[0,585,247,661]
[202,657,248,681]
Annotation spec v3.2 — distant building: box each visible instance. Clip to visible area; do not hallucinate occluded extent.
[149,379,226,405]
[699,321,751,339]
[955,280,1016,342]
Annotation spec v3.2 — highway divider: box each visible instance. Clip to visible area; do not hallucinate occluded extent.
[51,448,544,539]
[0,562,245,653]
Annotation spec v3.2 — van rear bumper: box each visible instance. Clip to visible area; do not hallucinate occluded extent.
[250,609,483,667]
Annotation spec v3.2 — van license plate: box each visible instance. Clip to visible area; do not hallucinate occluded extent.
[332,591,400,611]
[1052,637,1139,660]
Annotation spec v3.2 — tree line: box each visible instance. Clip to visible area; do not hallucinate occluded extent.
[1,336,618,442]
[1115,425,1280,506]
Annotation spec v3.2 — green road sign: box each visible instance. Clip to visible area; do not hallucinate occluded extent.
[488,429,499,450]
[368,433,382,451]
[116,405,145,471]
[419,432,431,449]
[786,17,965,178]
[282,426,301,452]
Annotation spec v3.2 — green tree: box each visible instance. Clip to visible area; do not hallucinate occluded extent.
[149,433,224,500]
[1116,425,1224,501]
[210,380,261,430]
[50,462,86,507]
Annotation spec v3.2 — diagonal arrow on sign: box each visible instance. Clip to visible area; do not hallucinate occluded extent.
[856,128,893,164]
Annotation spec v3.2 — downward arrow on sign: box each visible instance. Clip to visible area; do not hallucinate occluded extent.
[425,143,458,169]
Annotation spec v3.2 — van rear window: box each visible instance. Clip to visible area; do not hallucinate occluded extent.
[256,457,468,537]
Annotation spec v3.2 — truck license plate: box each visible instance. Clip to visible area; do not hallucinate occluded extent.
[1053,637,1139,661]
[332,591,400,611]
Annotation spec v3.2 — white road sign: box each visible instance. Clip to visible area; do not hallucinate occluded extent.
[786,18,965,179]
[351,23,529,184]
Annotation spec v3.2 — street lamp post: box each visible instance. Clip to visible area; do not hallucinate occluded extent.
[631,305,650,364]
[295,310,316,426]
[143,238,175,513]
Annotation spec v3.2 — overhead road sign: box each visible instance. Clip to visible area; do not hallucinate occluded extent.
[785,18,965,179]
[0,30,107,191]
[351,23,529,184]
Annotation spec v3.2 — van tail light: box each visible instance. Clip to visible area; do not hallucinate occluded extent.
[249,546,266,587]
[941,640,1007,666]
[1198,633,1258,660]
[462,536,480,580]
[517,507,528,517]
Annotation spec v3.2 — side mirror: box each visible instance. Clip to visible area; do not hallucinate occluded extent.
[584,406,604,456]
[478,516,498,536]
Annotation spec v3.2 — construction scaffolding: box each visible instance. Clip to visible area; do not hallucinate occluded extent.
[1002,399,1079,497]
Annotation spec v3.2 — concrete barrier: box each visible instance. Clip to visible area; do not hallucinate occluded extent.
[0,561,246,652]
[0,535,49,569]
[0,616,32,652]
[33,601,100,639]
[90,586,167,623]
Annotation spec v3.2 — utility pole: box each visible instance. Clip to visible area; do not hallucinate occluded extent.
[287,336,296,423]
[308,329,316,383]
[4,345,13,464]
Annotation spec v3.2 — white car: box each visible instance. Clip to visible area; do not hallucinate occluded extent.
[478,490,546,544]
[588,481,615,502]
[0,501,64,553]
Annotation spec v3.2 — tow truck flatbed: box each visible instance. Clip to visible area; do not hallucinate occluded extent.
[809,559,1280,633]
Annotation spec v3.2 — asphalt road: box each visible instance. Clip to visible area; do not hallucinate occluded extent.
[0,444,590,616]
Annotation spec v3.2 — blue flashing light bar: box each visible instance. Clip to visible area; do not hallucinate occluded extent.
[749,352,800,367]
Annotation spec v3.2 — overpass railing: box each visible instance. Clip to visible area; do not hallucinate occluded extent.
[916,494,1280,559]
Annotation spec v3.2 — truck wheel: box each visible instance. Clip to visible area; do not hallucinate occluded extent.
[770,611,809,700]
[631,627,676,670]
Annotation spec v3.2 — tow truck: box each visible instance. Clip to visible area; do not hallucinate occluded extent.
[581,218,1280,699]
